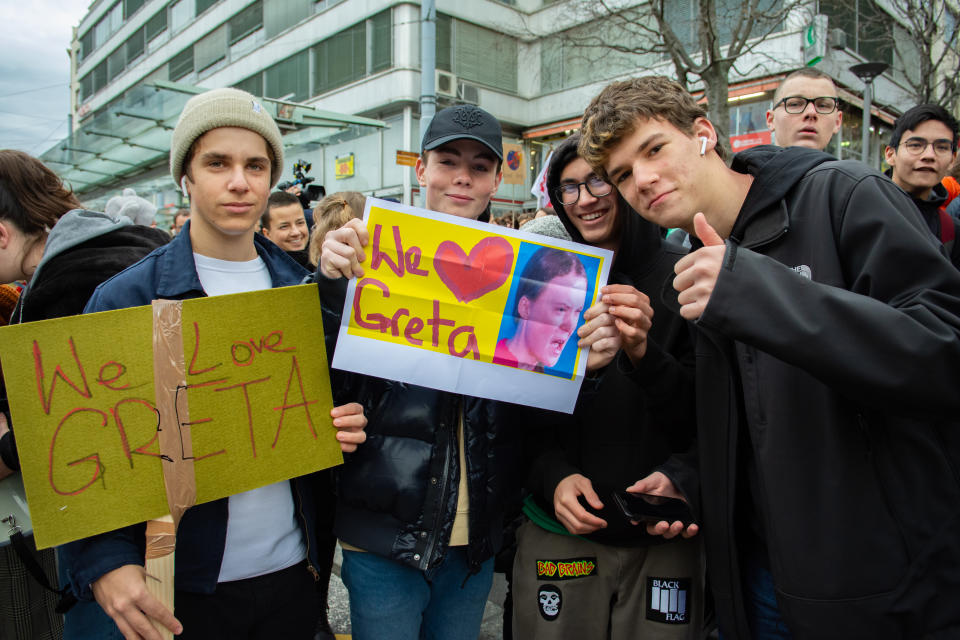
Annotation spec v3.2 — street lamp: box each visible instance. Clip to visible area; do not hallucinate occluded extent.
[849,62,889,165]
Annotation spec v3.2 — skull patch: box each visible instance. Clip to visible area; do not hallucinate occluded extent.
[538,584,562,621]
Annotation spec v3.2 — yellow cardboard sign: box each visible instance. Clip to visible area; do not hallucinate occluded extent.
[348,208,515,361]
[333,199,612,413]
[0,285,339,549]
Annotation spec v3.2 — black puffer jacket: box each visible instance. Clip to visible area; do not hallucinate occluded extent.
[670,146,960,639]
[317,276,522,574]
[518,136,695,546]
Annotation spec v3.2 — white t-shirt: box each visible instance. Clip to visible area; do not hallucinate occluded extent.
[193,252,306,583]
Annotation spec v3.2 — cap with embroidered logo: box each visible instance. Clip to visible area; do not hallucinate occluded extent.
[170,87,285,188]
[421,105,503,160]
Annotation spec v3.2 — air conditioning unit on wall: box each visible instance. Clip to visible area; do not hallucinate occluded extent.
[436,70,457,97]
[458,82,479,104]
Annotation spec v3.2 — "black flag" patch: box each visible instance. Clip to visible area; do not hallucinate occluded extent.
[645,576,690,624]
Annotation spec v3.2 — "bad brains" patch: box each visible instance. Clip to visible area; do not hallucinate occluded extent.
[536,557,598,580]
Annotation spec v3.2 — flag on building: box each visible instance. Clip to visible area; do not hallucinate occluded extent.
[530,150,554,208]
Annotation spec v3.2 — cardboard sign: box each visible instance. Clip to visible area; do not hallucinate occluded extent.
[332,199,612,413]
[0,285,340,549]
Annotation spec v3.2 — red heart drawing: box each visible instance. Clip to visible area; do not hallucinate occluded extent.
[433,237,514,303]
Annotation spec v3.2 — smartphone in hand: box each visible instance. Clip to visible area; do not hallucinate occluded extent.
[611,491,696,526]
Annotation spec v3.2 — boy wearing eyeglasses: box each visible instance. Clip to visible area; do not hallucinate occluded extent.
[884,103,960,269]
[509,133,704,638]
[766,68,842,151]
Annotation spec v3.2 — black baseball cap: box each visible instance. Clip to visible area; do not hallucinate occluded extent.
[421,105,503,160]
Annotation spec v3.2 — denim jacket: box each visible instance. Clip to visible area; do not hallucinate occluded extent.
[59,223,320,599]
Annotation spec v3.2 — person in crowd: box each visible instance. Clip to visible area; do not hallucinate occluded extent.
[308,191,365,268]
[58,88,368,640]
[884,103,960,269]
[518,212,570,238]
[170,208,190,236]
[579,75,960,638]
[766,67,842,151]
[0,149,172,640]
[943,156,960,214]
[493,247,588,374]
[510,133,702,639]
[316,104,527,640]
[261,191,311,268]
[106,188,158,227]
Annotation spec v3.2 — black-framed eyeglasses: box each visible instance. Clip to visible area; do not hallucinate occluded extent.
[554,176,613,205]
[899,137,956,155]
[774,96,840,114]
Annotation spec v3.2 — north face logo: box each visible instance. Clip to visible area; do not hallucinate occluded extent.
[646,576,690,624]
[791,264,812,279]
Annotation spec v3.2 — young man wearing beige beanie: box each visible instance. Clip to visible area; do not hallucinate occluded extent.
[58,87,367,640]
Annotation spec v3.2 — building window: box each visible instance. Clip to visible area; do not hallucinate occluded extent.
[266,49,309,101]
[93,60,108,94]
[169,45,194,80]
[125,27,145,62]
[370,9,392,73]
[197,0,220,15]
[263,0,310,39]
[80,29,95,62]
[234,73,263,96]
[123,0,146,20]
[170,0,195,33]
[195,25,228,71]
[819,0,894,65]
[539,20,654,93]
[436,14,451,72]
[93,3,123,49]
[323,22,365,90]
[145,9,167,42]
[107,47,126,83]
[229,0,263,44]
[80,72,94,102]
[435,14,518,92]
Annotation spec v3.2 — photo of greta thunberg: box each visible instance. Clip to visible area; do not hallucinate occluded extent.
[494,245,593,377]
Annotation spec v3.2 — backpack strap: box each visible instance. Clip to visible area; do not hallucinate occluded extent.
[5,522,77,613]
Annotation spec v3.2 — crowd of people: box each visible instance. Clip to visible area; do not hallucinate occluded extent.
[1,65,960,640]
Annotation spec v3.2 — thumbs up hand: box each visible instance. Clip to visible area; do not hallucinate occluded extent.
[673,213,726,320]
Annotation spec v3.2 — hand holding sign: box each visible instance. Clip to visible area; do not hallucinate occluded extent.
[92,564,182,640]
[673,213,726,320]
[578,300,619,372]
[320,218,369,280]
[601,284,654,365]
[331,402,367,452]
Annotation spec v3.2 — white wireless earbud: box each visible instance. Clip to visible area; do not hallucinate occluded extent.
[699,137,708,156]
[180,175,189,197]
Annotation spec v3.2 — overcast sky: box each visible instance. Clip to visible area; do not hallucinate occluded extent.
[0,0,93,156]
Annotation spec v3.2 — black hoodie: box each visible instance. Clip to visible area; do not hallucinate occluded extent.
[518,135,695,546]
[677,145,960,639]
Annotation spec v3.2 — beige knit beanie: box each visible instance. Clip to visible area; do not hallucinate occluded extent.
[170,87,284,188]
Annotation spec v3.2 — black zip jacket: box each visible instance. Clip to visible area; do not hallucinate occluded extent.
[317,276,522,574]
[664,146,960,639]
[905,182,960,270]
[518,152,696,546]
